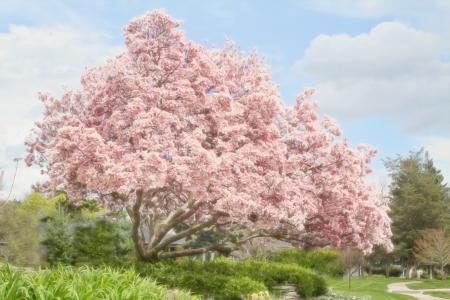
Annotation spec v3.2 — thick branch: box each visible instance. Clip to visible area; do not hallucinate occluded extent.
[153,216,219,252]
[148,203,188,247]
[130,190,145,259]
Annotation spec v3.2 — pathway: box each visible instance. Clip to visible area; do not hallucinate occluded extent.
[388,281,450,300]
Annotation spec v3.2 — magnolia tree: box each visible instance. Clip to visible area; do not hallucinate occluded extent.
[26,10,392,261]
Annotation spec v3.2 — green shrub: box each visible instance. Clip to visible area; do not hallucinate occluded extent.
[136,260,266,299]
[45,216,75,265]
[0,264,191,300]
[73,219,132,265]
[45,213,133,266]
[270,249,345,276]
[136,257,327,298]
[238,259,327,297]
[370,265,403,277]
[223,276,268,299]
[180,272,266,299]
[388,265,403,277]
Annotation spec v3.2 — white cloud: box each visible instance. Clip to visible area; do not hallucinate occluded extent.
[424,137,450,184]
[295,21,450,134]
[0,24,122,199]
[426,137,450,162]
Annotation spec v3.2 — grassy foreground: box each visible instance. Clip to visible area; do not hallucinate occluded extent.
[0,264,192,300]
[326,276,416,300]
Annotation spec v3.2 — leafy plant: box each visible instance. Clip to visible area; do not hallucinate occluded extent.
[0,264,191,300]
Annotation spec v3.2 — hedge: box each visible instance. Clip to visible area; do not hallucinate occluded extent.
[136,257,327,298]
[270,249,345,276]
[370,265,403,277]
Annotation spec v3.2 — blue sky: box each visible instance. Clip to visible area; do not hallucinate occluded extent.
[1,0,449,198]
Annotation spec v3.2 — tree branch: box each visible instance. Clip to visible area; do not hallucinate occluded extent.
[152,216,219,252]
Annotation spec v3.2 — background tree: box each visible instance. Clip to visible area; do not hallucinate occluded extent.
[0,201,40,266]
[365,245,396,277]
[340,248,363,289]
[45,213,75,265]
[386,149,450,267]
[26,10,392,261]
[415,229,450,279]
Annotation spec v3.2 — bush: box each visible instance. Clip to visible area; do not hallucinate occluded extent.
[136,260,266,299]
[45,216,75,265]
[73,219,132,265]
[270,249,345,277]
[180,272,266,299]
[136,257,327,298]
[45,213,133,266]
[0,264,191,300]
[370,265,403,277]
[388,265,403,277]
[237,259,327,297]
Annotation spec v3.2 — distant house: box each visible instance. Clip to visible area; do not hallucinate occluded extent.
[141,227,187,252]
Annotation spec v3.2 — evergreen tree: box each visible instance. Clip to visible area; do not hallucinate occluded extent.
[45,215,75,265]
[386,149,450,266]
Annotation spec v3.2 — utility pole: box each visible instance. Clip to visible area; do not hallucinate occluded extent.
[7,157,22,200]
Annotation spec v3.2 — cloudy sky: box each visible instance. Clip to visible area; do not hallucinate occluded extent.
[1,0,449,199]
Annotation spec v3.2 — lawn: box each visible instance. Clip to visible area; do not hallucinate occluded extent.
[407,279,450,289]
[326,276,416,300]
[423,291,450,299]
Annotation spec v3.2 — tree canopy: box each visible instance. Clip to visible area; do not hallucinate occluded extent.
[26,10,392,260]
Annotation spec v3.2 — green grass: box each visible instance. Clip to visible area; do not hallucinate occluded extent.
[407,279,450,290]
[423,291,450,299]
[326,276,416,300]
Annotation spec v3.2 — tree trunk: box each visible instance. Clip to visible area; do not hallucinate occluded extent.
[121,190,278,262]
[348,268,352,289]
[126,190,209,261]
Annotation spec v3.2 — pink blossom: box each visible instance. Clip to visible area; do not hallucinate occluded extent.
[26,10,392,258]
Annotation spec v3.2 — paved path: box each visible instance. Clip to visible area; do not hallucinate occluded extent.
[388,281,450,300]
